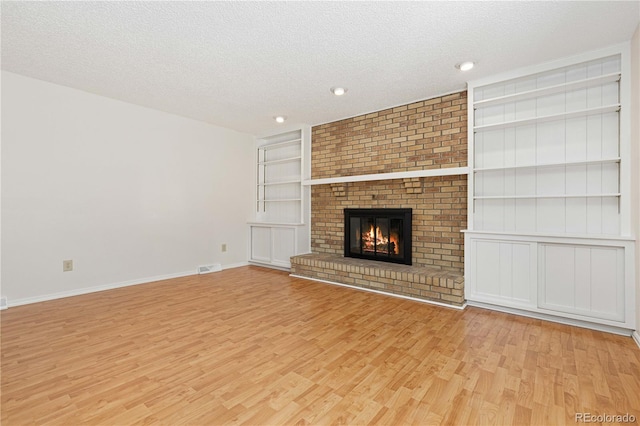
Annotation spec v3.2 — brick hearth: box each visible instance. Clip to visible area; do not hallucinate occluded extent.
[290,253,464,306]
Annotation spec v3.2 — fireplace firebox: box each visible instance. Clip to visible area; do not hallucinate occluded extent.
[344,208,412,265]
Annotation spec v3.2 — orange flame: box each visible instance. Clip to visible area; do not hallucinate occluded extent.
[361,224,399,255]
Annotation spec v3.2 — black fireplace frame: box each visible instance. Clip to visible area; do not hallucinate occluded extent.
[344,208,412,265]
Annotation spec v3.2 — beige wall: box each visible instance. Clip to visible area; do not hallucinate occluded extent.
[1,72,254,305]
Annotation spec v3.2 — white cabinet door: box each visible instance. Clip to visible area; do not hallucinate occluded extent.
[250,226,272,263]
[249,225,298,269]
[538,244,625,322]
[467,238,536,308]
[272,227,296,268]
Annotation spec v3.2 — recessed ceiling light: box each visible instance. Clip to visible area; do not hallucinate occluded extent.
[456,61,475,71]
[330,87,348,96]
[274,116,287,123]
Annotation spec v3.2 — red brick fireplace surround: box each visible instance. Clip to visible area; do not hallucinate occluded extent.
[291,91,468,306]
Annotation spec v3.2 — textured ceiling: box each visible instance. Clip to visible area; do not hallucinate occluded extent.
[2,1,639,136]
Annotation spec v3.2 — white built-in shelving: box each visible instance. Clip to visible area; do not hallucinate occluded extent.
[464,45,635,334]
[471,52,625,236]
[256,135,303,222]
[250,127,311,269]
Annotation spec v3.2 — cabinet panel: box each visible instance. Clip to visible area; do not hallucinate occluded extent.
[470,239,535,306]
[475,240,500,296]
[251,227,272,263]
[250,225,301,269]
[538,244,624,321]
[272,227,296,267]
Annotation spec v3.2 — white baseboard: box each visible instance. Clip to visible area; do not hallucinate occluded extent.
[467,300,634,337]
[7,270,196,308]
[289,273,466,310]
[5,262,252,308]
[633,331,640,349]
[248,260,291,272]
[222,261,250,270]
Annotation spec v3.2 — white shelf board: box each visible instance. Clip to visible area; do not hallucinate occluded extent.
[474,157,621,172]
[473,104,620,132]
[257,180,301,186]
[473,73,621,108]
[257,198,302,202]
[474,193,621,200]
[258,156,301,166]
[248,222,305,227]
[257,138,301,150]
[303,167,469,186]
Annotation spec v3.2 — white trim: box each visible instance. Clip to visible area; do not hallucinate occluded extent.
[222,262,250,270]
[461,229,636,242]
[257,125,311,140]
[290,273,466,310]
[633,331,640,349]
[249,261,291,272]
[247,222,305,227]
[467,300,634,336]
[6,263,249,308]
[303,167,469,186]
[7,270,195,307]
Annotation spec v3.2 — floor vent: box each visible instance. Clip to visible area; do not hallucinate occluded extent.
[0,296,7,310]
[198,264,222,274]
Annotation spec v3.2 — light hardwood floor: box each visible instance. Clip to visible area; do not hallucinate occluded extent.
[2,266,639,425]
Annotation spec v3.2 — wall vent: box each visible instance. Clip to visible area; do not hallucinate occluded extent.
[198,264,222,274]
[0,296,7,310]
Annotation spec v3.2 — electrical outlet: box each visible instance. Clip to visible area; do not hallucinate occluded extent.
[63,260,73,272]
[221,244,227,252]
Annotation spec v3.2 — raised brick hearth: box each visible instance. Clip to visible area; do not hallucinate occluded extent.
[290,253,464,306]
[292,91,468,307]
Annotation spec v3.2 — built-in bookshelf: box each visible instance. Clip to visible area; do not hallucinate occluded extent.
[256,133,303,224]
[472,54,623,235]
[464,46,635,334]
[250,127,311,269]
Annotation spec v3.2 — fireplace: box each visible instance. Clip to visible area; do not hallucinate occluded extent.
[344,208,412,265]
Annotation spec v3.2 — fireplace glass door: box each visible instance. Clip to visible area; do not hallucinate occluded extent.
[344,209,412,265]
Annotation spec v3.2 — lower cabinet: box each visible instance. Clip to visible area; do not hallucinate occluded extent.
[470,239,537,309]
[538,244,625,322]
[249,223,306,269]
[464,232,635,332]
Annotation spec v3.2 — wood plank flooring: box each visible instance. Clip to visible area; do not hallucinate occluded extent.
[2,266,639,425]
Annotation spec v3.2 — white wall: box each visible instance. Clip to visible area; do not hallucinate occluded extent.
[631,25,640,339]
[1,71,254,305]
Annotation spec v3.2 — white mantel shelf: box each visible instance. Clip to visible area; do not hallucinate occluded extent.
[302,167,469,186]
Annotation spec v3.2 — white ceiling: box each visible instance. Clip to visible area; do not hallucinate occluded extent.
[2,1,639,136]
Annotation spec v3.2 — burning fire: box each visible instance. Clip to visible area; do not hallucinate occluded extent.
[361,224,399,255]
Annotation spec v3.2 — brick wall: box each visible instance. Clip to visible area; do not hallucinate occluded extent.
[310,91,468,273]
[312,92,467,179]
[311,177,466,272]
